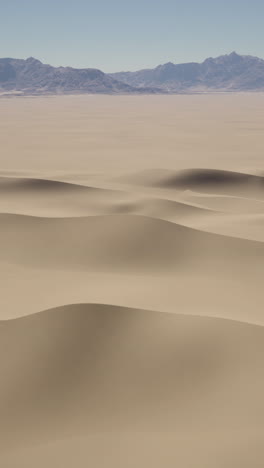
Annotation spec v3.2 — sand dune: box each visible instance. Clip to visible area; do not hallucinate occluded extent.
[0,176,127,217]
[118,167,264,198]
[1,95,264,467]
[2,259,263,325]
[0,213,263,272]
[1,303,264,467]
[184,212,264,242]
[159,168,264,193]
[0,176,90,192]
[180,191,264,213]
[127,197,214,221]
[0,175,216,219]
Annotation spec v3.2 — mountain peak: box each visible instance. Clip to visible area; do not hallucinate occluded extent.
[225,51,243,62]
[26,56,40,62]
[229,51,240,57]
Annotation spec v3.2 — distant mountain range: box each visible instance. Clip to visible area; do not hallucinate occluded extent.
[111,52,264,92]
[0,57,160,95]
[1,52,264,95]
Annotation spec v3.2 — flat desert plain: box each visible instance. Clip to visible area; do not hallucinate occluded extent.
[1,94,264,467]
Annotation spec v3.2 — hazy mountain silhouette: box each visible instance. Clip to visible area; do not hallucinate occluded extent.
[110,52,264,92]
[0,57,160,95]
[1,52,264,95]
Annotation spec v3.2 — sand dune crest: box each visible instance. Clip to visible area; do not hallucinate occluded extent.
[0,213,263,272]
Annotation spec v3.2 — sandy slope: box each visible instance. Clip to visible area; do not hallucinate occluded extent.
[1,304,264,467]
[1,212,264,271]
[1,95,264,467]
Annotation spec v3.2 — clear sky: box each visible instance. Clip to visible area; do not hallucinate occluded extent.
[1,0,264,72]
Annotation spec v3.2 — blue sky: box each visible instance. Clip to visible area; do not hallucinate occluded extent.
[1,0,264,72]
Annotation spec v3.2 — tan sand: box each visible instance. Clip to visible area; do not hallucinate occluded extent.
[0,95,264,467]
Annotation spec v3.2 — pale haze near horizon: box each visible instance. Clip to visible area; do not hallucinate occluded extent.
[1,0,264,72]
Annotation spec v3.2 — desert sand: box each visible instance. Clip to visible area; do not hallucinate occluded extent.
[1,94,264,467]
